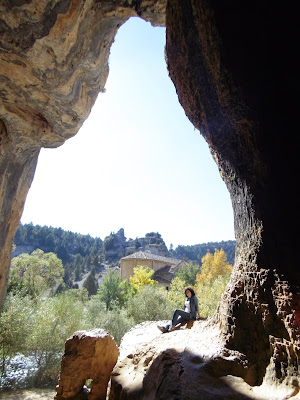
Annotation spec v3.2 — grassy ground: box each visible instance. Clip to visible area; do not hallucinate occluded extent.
[0,388,55,399]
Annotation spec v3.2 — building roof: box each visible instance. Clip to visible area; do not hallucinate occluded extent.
[153,275,172,284]
[121,250,181,265]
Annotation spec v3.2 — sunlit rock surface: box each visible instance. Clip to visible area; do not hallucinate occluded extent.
[55,329,119,400]
[108,321,300,400]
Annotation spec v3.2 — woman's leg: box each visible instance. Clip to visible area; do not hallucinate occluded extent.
[158,309,191,333]
[171,309,191,326]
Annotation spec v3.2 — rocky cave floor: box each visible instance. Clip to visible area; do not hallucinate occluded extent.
[108,319,300,400]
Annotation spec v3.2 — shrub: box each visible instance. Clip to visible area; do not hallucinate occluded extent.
[126,286,176,324]
[0,294,34,375]
[26,292,84,386]
[83,297,134,345]
[197,275,230,317]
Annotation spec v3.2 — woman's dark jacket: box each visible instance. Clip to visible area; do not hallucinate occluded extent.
[185,295,199,320]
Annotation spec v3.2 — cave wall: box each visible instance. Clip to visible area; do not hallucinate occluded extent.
[166,0,299,385]
[0,0,298,387]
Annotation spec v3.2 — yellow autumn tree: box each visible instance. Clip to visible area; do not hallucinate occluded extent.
[196,248,232,286]
[196,248,233,317]
[129,265,156,294]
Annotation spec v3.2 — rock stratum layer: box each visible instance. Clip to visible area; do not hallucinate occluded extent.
[0,0,299,397]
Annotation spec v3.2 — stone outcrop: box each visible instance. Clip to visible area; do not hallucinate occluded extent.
[55,329,119,400]
[165,0,299,388]
[104,230,169,263]
[0,0,299,396]
[109,320,300,400]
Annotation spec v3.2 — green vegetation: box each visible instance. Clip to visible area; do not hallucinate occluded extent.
[14,223,103,290]
[82,272,98,297]
[97,269,122,310]
[103,235,115,251]
[144,232,164,245]
[126,286,176,324]
[3,223,235,390]
[9,250,64,298]
[175,262,200,286]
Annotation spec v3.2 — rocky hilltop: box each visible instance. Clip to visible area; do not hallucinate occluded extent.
[103,229,169,263]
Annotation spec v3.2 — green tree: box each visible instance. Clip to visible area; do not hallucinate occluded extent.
[82,272,98,297]
[175,262,200,286]
[10,249,64,298]
[118,278,133,306]
[103,235,115,251]
[74,264,80,281]
[56,242,70,263]
[97,269,121,310]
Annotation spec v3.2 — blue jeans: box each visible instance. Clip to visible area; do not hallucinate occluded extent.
[166,309,191,329]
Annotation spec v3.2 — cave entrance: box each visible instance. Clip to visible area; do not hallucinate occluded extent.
[21,17,234,252]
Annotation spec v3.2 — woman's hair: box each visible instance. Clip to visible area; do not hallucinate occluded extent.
[185,287,195,297]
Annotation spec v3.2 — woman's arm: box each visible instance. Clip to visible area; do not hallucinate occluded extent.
[194,296,201,319]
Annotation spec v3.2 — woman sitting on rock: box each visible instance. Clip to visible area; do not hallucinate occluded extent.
[157,287,200,333]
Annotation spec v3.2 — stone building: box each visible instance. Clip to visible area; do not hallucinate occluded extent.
[120,250,187,290]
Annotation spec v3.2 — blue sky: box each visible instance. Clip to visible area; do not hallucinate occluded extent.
[21,17,235,249]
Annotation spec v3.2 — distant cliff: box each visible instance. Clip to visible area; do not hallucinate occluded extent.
[103,229,169,262]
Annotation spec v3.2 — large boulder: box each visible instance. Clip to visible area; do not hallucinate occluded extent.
[55,329,119,400]
[109,321,300,400]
